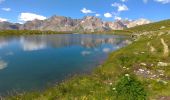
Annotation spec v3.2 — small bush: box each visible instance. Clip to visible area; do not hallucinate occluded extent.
[115,74,147,100]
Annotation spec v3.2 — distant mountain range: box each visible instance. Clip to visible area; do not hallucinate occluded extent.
[0,16,151,32]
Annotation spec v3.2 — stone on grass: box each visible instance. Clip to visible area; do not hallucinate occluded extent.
[157,62,168,67]
[140,63,147,66]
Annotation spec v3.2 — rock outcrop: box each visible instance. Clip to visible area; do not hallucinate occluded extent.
[127,18,151,28]
[0,22,20,30]
[0,16,151,32]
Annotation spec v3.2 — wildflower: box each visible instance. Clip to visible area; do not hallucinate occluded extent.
[141,52,145,54]
[123,66,126,69]
[112,88,116,91]
[125,74,130,77]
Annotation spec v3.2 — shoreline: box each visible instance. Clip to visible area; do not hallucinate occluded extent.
[2,29,170,99]
[7,31,170,99]
[0,33,129,98]
[4,34,133,99]
[2,18,170,99]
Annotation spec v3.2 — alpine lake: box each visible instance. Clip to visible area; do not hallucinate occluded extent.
[0,33,129,95]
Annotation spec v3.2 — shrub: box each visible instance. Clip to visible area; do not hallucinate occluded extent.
[114,74,147,100]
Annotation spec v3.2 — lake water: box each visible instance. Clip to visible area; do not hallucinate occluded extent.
[0,34,128,95]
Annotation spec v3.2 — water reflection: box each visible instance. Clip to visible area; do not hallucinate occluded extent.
[5,51,14,56]
[0,60,8,70]
[81,50,91,56]
[0,37,9,49]
[18,34,128,51]
[20,36,47,51]
[0,34,130,94]
[103,48,111,53]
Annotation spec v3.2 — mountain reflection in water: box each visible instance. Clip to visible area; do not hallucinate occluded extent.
[17,34,127,51]
[0,34,129,95]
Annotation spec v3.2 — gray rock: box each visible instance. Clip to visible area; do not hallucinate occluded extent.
[0,16,151,32]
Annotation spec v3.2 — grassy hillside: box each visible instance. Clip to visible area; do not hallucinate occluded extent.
[110,19,170,35]
[126,19,170,32]
[0,30,70,36]
[5,27,170,99]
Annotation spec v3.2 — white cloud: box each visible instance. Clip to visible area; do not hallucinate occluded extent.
[0,17,8,22]
[121,0,128,2]
[2,8,11,11]
[0,0,5,4]
[19,12,47,22]
[95,14,101,17]
[154,0,170,4]
[143,0,148,3]
[17,22,24,24]
[104,13,112,18]
[111,3,129,12]
[114,16,122,20]
[81,8,95,14]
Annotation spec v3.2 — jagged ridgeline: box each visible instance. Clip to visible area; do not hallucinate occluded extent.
[0,16,151,32]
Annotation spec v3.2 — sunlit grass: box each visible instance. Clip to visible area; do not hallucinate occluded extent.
[3,19,170,99]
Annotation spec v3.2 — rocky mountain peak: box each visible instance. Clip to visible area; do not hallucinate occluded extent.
[127,18,151,28]
[83,16,98,19]
[0,16,151,32]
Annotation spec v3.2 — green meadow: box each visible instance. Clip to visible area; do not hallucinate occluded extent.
[3,19,170,100]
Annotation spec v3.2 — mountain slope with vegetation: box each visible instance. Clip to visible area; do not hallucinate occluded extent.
[112,19,170,35]
[126,19,170,32]
[5,20,170,100]
[0,30,70,36]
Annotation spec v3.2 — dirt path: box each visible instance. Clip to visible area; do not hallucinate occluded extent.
[161,38,169,57]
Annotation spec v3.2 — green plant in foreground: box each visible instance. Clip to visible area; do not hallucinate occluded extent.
[114,74,147,100]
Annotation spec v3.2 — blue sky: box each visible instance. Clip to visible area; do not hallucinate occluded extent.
[0,0,170,23]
